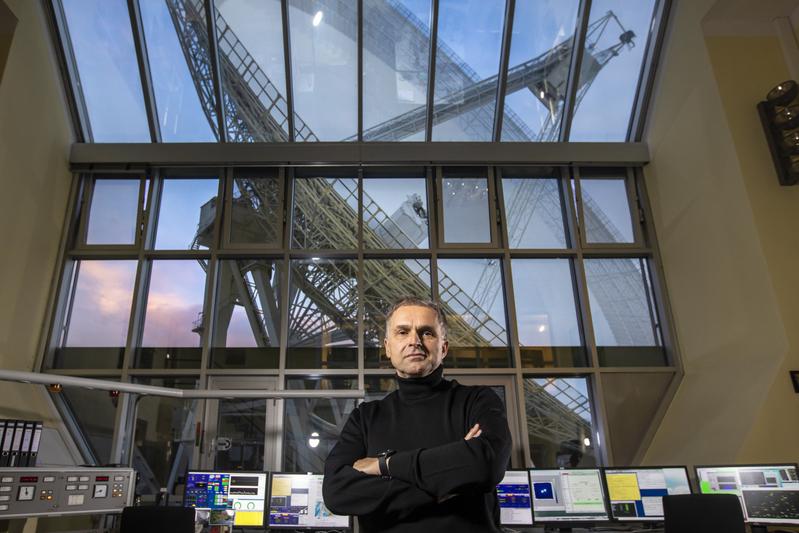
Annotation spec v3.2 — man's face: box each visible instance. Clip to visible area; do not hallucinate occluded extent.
[384,305,448,378]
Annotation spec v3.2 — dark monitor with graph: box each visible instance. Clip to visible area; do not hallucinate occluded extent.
[184,471,268,527]
[696,464,799,525]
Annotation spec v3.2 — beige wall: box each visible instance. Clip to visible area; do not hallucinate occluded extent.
[643,0,799,464]
[0,0,75,443]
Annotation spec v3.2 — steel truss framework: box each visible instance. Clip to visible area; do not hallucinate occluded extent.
[37,161,683,498]
[46,0,673,144]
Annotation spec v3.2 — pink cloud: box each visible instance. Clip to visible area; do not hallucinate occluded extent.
[66,261,137,346]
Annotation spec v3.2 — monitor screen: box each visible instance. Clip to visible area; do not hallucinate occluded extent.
[696,465,799,525]
[604,467,692,521]
[268,473,349,529]
[496,470,533,526]
[530,468,609,523]
[184,471,268,527]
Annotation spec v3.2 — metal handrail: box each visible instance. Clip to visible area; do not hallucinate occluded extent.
[0,369,365,399]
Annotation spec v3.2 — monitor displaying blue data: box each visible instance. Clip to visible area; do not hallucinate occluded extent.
[696,464,799,525]
[268,473,350,529]
[604,467,692,521]
[497,470,533,526]
[184,471,268,527]
[530,468,609,523]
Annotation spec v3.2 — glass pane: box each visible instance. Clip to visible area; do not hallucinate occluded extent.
[283,377,357,472]
[601,372,673,465]
[432,0,505,141]
[230,174,282,245]
[137,260,207,368]
[363,177,429,248]
[362,0,431,141]
[133,378,198,497]
[86,179,140,245]
[511,259,586,367]
[363,259,432,368]
[288,0,357,141]
[581,178,635,244]
[502,176,567,248]
[60,385,118,465]
[287,259,358,369]
[61,0,150,142]
[584,258,665,366]
[55,260,138,369]
[568,0,657,141]
[211,259,282,369]
[139,0,218,142]
[291,177,358,249]
[215,399,266,471]
[437,258,510,367]
[441,175,491,243]
[501,0,580,142]
[523,376,597,467]
[216,0,290,142]
[154,178,219,250]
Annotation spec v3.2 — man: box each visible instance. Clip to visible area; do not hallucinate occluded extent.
[323,297,512,532]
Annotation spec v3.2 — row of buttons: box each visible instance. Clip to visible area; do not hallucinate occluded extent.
[65,485,89,491]
[66,476,91,483]
[39,490,54,501]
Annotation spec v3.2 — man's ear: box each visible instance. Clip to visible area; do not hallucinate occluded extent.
[384,337,390,358]
[441,340,449,359]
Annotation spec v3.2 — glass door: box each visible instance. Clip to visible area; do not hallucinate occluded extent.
[203,376,280,471]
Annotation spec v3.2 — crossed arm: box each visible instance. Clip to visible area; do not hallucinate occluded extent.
[322,389,511,518]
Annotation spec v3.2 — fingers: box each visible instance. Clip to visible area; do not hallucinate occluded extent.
[464,423,482,440]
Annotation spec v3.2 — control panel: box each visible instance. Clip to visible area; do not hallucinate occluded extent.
[0,467,134,519]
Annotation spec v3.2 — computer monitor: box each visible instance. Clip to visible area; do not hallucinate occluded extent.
[529,468,610,524]
[268,473,350,529]
[496,470,533,526]
[696,464,799,526]
[603,466,692,521]
[184,471,269,528]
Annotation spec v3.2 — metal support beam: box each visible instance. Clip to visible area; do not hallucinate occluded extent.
[0,369,365,399]
[281,0,296,141]
[128,0,162,143]
[425,0,439,142]
[559,0,592,141]
[70,141,650,166]
[204,0,227,142]
[493,0,516,142]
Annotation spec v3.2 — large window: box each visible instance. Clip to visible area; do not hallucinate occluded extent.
[54,0,667,143]
[46,165,677,473]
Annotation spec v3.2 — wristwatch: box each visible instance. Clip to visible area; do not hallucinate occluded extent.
[377,450,396,479]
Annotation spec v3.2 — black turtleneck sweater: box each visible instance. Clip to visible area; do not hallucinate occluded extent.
[322,365,512,532]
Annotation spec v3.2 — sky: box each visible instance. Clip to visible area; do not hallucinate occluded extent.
[62,0,658,142]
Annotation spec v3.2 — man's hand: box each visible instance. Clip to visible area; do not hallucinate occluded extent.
[353,424,480,477]
[464,423,482,440]
[352,457,381,476]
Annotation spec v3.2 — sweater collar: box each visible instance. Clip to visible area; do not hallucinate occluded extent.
[396,364,446,401]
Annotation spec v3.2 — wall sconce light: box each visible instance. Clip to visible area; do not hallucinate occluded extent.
[791,371,799,393]
[46,383,63,393]
[758,80,799,186]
